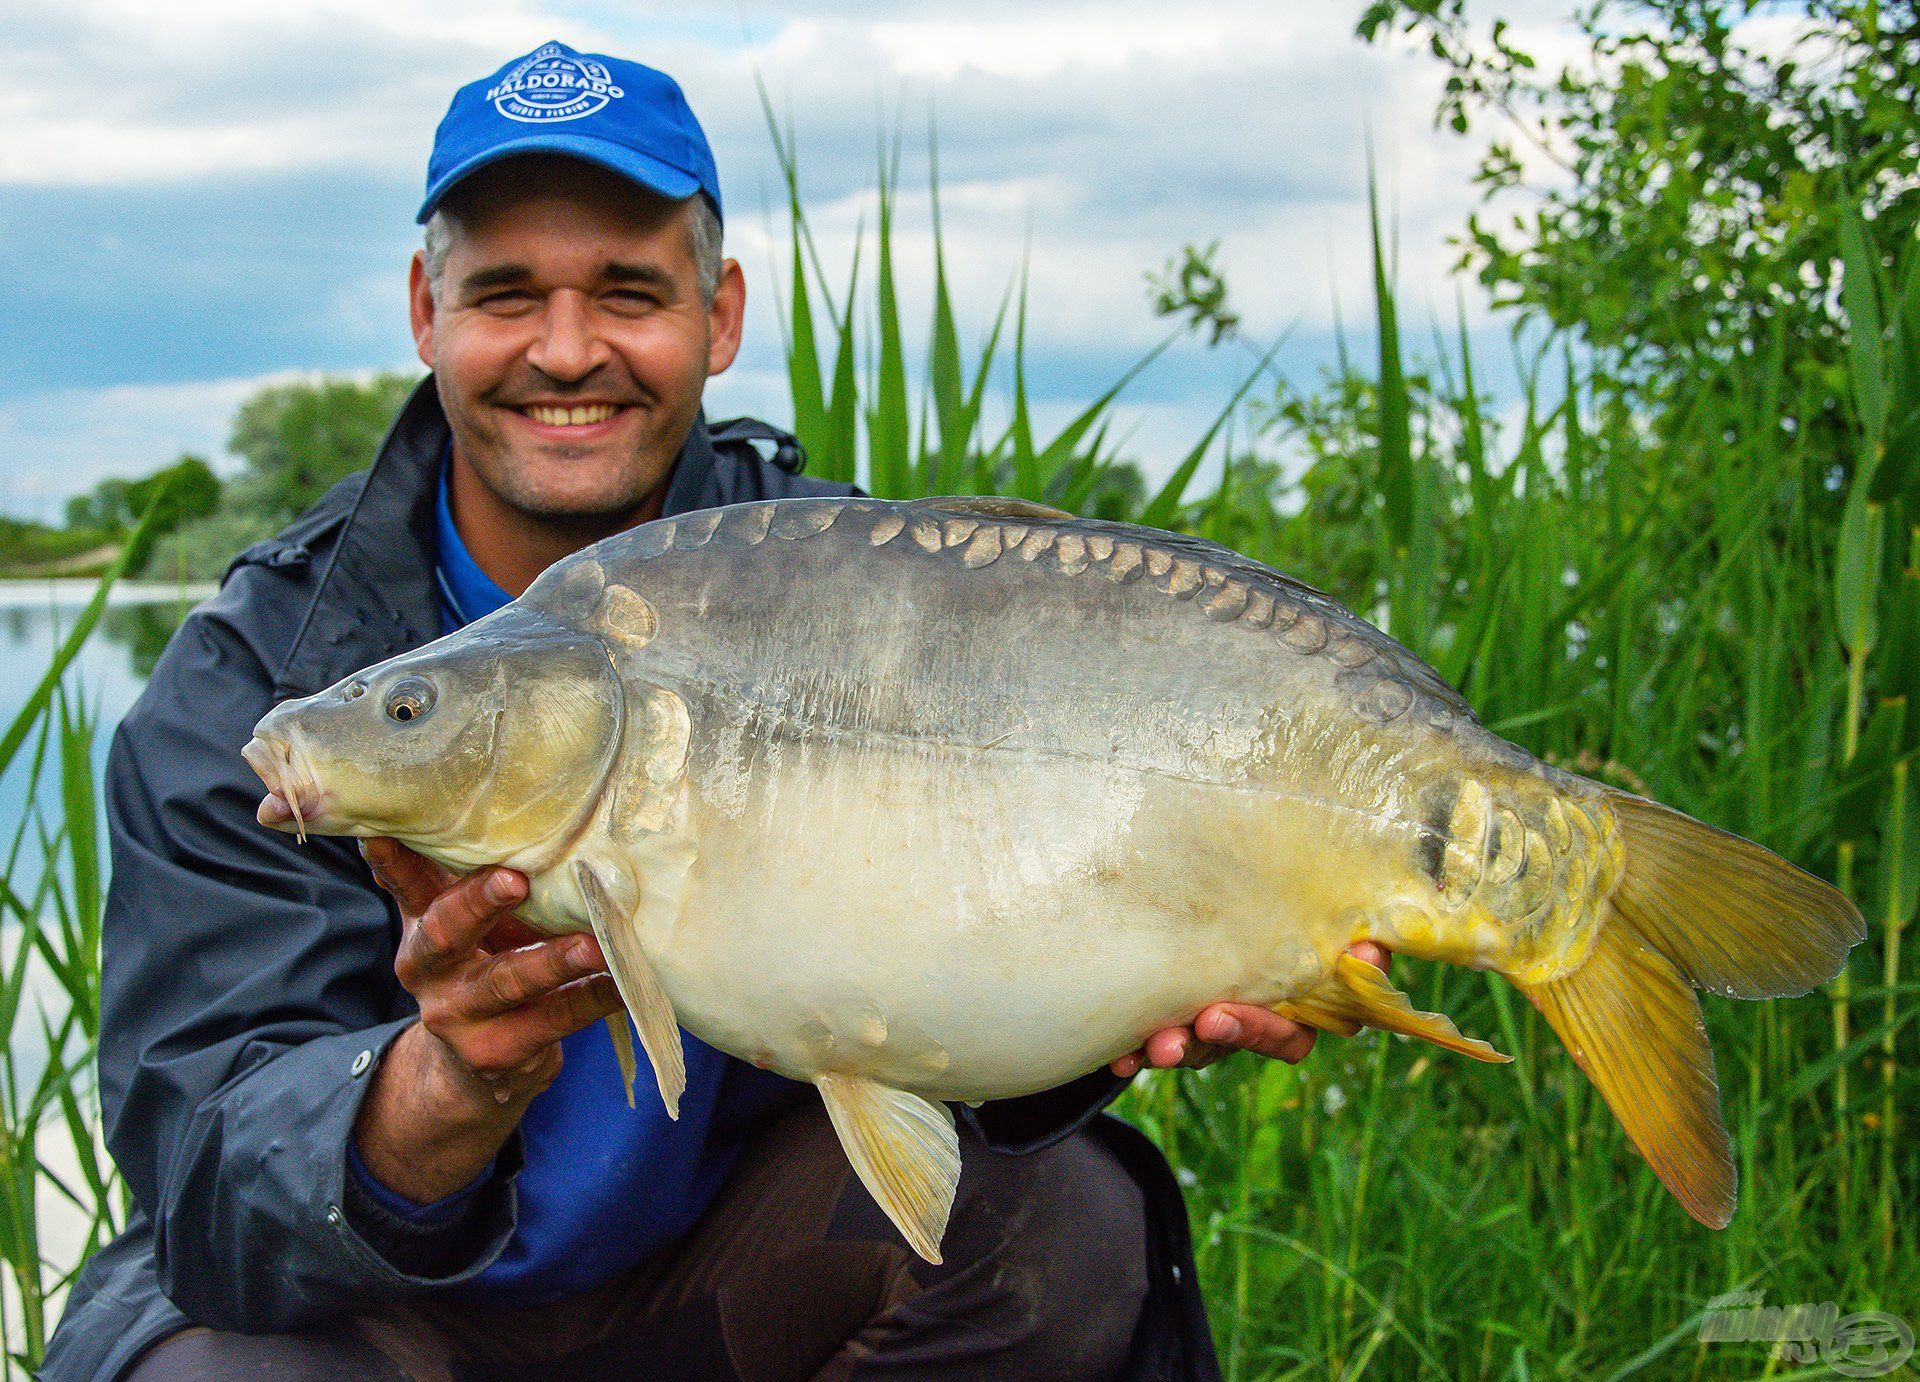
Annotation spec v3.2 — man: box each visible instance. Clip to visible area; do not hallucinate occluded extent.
[44,41,1384,1381]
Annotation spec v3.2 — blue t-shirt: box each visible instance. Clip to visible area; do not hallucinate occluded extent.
[349,466,804,1303]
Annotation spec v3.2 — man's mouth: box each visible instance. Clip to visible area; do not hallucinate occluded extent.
[513,402,627,429]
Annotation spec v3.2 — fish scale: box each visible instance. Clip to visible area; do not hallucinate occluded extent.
[628,497,1467,750]
[246,493,1863,1261]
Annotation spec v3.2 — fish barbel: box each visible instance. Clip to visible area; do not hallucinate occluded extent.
[243,496,1862,1262]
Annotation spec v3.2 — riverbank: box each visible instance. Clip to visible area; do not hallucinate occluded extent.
[0,579,217,609]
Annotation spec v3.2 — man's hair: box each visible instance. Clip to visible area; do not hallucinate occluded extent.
[422,189,723,307]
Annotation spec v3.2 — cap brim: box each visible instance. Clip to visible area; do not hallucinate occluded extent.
[416,133,703,223]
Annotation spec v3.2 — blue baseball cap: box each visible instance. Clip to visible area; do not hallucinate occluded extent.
[418,40,722,226]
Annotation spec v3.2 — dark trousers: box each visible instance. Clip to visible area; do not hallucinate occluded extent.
[126,1101,1150,1381]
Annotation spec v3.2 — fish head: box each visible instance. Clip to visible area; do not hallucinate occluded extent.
[243,604,623,861]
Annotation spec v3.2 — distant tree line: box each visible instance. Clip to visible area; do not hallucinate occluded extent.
[0,372,422,580]
[146,372,422,580]
[0,453,221,578]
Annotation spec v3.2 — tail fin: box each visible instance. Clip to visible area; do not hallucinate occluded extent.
[1517,788,1863,1229]
[1526,924,1736,1225]
[1602,791,1864,999]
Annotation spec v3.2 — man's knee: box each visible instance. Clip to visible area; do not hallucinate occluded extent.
[122,1324,411,1382]
[941,1127,1150,1376]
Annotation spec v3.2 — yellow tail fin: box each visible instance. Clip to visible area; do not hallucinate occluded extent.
[1604,791,1864,999]
[1518,788,1863,1228]
[1526,923,1735,1226]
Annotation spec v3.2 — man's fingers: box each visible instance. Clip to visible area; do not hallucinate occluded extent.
[1194,1004,1319,1064]
[461,975,624,1071]
[1143,1027,1189,1068]
[1116,1005,1322,1075]
[360,838,457,916]
[1137,1026,1230,1070]
[454,935,607,1022]
[1109,945,1392,1078]
[394,867,527,986]
[1347,940,1390,972]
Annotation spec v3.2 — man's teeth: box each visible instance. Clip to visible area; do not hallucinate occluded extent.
[524,403,620,426]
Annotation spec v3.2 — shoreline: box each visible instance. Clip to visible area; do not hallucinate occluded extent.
[0,578,217,609]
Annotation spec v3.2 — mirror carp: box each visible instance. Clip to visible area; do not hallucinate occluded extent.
[243,495,1863,1262]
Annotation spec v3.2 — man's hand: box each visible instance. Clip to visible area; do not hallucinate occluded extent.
[1109,941,1390,1077]
[352,838,623,1205]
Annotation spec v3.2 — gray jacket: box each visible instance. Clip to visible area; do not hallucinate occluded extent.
[42,381,1217,1382]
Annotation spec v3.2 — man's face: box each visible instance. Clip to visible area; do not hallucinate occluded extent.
[409,156,743,524]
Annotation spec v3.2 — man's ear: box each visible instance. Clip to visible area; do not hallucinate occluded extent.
[409,251,436,368]
[706,259,745,377]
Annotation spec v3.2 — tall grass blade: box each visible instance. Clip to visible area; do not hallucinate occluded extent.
[867,131,912,498]
[1140,335,1285,529]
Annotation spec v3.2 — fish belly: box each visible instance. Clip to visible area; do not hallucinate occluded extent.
[648,737,1402,1102]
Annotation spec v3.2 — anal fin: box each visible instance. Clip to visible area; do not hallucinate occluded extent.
[816,1073,960,1265]
[605,1013,638,1109]
[1275,952,1510,1063]
[576,860,687,1119]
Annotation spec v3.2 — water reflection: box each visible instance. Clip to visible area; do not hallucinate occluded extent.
[100,601,192,680]
[0,583,207,830]
[0,584,205,1098]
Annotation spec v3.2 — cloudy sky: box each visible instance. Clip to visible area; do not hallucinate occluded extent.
[0,0,1582,522]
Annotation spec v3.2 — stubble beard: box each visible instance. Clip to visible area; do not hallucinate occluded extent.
[480,446,666,534]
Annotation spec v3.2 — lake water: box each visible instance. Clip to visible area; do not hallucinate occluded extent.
[0,580,211,834]
[0,583,212,1330]
[0,579,208,1079]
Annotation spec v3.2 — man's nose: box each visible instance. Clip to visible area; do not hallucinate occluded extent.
[525,289,613,382]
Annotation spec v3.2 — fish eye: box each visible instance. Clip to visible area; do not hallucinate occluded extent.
[385,677,435,724]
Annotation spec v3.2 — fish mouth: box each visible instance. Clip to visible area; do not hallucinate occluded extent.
[242,733,328,843]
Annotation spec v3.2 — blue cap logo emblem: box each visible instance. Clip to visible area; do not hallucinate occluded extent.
[485,43,624,123]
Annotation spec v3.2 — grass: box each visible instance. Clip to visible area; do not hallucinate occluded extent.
[0,114,1912,1381]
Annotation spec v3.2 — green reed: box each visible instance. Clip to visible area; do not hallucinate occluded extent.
[0,498,174,1371]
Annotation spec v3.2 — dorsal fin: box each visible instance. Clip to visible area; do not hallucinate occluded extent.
[913,495,1074,521]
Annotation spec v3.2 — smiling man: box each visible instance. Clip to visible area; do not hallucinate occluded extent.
[43,40,1382,1382]
[417,152,734,594]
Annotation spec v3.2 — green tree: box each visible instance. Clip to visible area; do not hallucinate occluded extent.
[54,455,224,573]
[1356,0,1920,476]
[227,372,422,520]
[64,481,130,534]
[64,456,219,538]
[130,455,221,530]
[144,373,421,580]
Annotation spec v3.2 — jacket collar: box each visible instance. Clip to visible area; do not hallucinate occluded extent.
[273,377,726,697]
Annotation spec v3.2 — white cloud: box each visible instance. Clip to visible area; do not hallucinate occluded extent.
[0,374,293,523]
[0,1,555,183]
[0,0,1601,511]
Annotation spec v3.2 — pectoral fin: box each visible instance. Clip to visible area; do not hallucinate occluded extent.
[816,1074,961,1264]
[604,1013,638,1110]
[1274,952,1509,1063]
[575,860,687,1118]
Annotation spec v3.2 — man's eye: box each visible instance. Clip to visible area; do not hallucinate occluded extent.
[477,291,534,309]
[606,290,658,309]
